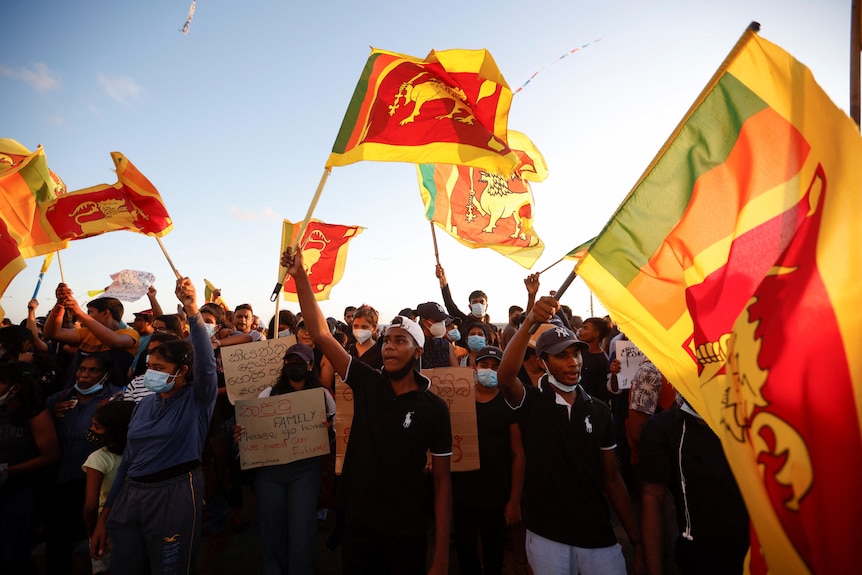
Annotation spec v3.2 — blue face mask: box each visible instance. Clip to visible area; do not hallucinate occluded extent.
[74,374,107,396]
[476,368,498,388]
[448,328,461,341]
[143,369,177,393]
[467,335,486,351]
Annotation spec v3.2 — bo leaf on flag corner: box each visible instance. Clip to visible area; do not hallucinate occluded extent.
[279,218,364,301]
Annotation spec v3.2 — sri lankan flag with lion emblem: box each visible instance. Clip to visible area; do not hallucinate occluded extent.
[328,48,520,175]
[40,152,172,242]
[278,219,363,301]
[417,130,546,269]
[575,25,862,573]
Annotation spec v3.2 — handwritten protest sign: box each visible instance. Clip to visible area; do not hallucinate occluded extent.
[223,337,296,404]
[96,270,155,302]
[235,388,330,470]
[334,366,479,474]
[614,340,645,390]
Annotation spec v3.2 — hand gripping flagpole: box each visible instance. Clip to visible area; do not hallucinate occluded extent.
[528,266,578,334]
[271,167,332,302]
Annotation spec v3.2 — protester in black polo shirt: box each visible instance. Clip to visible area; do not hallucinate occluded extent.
[281,247,453,575]
[496,295,643,575]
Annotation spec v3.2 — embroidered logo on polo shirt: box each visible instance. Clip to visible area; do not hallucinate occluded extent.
[584,415,593,433]
[403,411,415,429]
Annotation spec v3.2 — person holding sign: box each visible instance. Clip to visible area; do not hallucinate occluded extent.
[238,342,335,575]
[282,247,453,575]
[89,277,217,575]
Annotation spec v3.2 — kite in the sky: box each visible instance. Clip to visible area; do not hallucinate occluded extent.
[180,0,196,34]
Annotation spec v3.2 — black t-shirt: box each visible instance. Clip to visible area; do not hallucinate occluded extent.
[347,340,383,370]
[639,408,749,574]
[453,392,516,510]
[514,378,617,548]
[580,349,611,404]
[341,358,452,537]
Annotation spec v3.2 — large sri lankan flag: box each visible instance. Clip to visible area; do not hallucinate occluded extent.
[278,219,363,302]
[417,130,547,269]
[327,48,520,175]
[40,152,173,241]
[575,26,862,573]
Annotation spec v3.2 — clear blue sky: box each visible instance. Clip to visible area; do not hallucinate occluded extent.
[0,0,853,326]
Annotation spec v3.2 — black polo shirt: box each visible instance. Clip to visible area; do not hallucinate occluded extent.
[341,358,452,537]
[512,377,618,548]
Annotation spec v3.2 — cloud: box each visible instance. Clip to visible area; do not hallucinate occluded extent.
[96,72,143,105]
[230,206,281,222]
[0,62,59,92]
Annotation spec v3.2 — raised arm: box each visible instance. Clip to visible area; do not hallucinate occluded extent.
[523,272,540,313]
[146,285,164,318]
[436,264,467,321]
[176,277,217,404]
[63,293,135,350]
[44,284,81,344]
[497,295,559,406]
[26,299,49,353]
[282,248,351,377]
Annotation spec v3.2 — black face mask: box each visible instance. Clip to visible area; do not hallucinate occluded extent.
[87,429,106,446]
[382,357,417,382]
[283,364,308,382]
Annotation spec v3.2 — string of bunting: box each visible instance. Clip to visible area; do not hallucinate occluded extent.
[513,38,603,94]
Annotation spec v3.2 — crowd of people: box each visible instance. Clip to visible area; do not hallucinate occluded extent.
[0,254,750,575]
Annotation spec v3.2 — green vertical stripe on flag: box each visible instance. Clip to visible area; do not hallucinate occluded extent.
[589,72,769,286]
[330,52,383,154]
[417,164,438,220]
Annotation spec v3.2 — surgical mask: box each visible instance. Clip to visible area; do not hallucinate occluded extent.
[353,328,373,344]
[476,369,498,388]
[204,323,218,337]
[470,303,486,318]
[74,374,107,396]
[467,335,486,351]
[87,429,106,446]
[541,362,578,393]
[143,369,177,393]
[429,321,447,338]
[448,328,461,341]
[278,328,293,338]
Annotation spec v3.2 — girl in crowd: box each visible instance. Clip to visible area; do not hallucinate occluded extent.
[0,362,60,575]
[83,400,135,575]
[90,277,217,575]
[460,323,491,367]
[46,355,122,574]
[236,342,335,575]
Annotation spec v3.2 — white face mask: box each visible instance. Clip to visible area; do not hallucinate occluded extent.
[541,361,578,392]
[353,328,373,344]
[429,321,447,338]
[204,323,218,338]
[470,303,487,318]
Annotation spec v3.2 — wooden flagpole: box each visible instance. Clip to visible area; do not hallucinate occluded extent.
[155,237,183,279]
[537,254,566,275]
[430,222,441,266]
[270,167,332,301]
[56,251,66,284]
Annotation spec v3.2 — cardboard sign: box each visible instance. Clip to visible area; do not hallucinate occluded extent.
[334,366,479,474]
[424,367,479,472]
[614,340,645,390]
[223,337,296,404]
[235,388,330,470]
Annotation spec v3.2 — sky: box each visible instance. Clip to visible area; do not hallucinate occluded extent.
[0,0,854,327]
